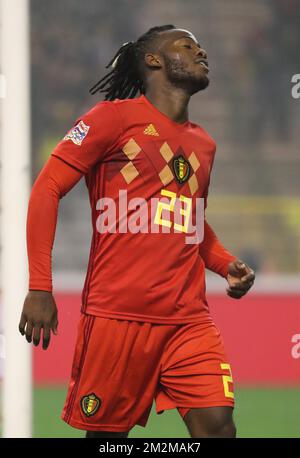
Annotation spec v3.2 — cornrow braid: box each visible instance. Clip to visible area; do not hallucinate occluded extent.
[90,24,176,100]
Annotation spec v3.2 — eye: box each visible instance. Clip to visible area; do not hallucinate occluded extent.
[183,44,192,49]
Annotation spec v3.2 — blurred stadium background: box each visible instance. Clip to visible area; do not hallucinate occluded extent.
[1,0,300,437]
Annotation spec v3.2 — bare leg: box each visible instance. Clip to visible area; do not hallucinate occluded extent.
[183,406,236,438]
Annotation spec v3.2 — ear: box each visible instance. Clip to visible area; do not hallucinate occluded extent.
[144,53,162,69]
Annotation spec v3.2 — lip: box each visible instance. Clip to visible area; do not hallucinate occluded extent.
[195,58,209,72]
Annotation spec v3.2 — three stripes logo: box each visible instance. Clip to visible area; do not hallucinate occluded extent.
[143,124,159,136]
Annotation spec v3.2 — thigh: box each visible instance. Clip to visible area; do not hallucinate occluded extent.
[155,321,235,417]
[62,314,176,432]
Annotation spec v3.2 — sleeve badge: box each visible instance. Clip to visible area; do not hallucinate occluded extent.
[63,120,90,146]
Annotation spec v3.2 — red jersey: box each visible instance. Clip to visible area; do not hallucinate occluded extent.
[33,94,235,324]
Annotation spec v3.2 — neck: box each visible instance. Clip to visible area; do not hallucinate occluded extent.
[145,84,190,124]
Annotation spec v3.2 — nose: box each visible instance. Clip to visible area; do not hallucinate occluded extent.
[196,47,207,59]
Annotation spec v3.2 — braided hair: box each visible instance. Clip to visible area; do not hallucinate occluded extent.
[89,25,176,100]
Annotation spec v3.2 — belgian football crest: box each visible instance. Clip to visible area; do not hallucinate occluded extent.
[81,393,101,417]
[172,155,191,184]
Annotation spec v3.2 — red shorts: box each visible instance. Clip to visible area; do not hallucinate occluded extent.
[62,314,234,432]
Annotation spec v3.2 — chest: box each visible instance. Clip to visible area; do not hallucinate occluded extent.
[103,123,215,201]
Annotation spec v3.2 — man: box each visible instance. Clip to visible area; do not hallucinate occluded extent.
[19,25,255,438]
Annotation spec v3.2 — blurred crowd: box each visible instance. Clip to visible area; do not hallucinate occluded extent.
[30,0,300,274]
[227,0,300,146]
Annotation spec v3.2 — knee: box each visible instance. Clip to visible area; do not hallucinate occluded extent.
[203,417,236,438]
[198,418,236,438]
[218,419,236,438]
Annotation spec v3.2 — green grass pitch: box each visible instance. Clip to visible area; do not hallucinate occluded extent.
[33,386,300,438]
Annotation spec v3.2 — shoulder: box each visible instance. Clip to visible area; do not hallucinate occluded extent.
[189,121,217,154]
[109,97,143,117]
[82,99,120,119]
[110,97,142,109]
[81,97,141,123]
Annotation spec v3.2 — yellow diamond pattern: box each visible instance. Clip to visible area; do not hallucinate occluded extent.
[159,165,174,186]
[122,138,141,160]
[160,142,174,163]
[188,152,200,172]
[188,173,199,196]
[120,161,139,184]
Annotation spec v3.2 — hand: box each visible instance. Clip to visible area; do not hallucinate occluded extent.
[226,260,255,299]
[19,291,58,350]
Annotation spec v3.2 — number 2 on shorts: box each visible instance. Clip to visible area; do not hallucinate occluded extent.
[220,363,234,399]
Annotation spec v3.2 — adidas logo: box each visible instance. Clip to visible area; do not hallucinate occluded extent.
[143,124,159,136]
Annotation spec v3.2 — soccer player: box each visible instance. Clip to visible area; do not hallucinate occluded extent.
[19,25,255,438]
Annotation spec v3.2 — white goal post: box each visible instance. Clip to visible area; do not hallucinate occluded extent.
[0,0,32,437]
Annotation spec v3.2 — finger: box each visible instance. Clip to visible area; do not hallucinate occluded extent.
[227,287,246,295]
[237,279,255,291]
[228,281,251,292]
[231,280,254,293]
[42,326,51,350]
[25,321,33,343]
[235,260,248,272]
[227,285,246,295]
[241,272,255,283]
[236,261,246,270]
[52,319,58,335]
[33,324,42,347]
[229,272,255,288]
[19,314,27,335]
[243,280,254,290]
[227,289,245,299]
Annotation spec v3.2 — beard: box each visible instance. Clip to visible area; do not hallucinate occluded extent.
[163,54,209,94]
